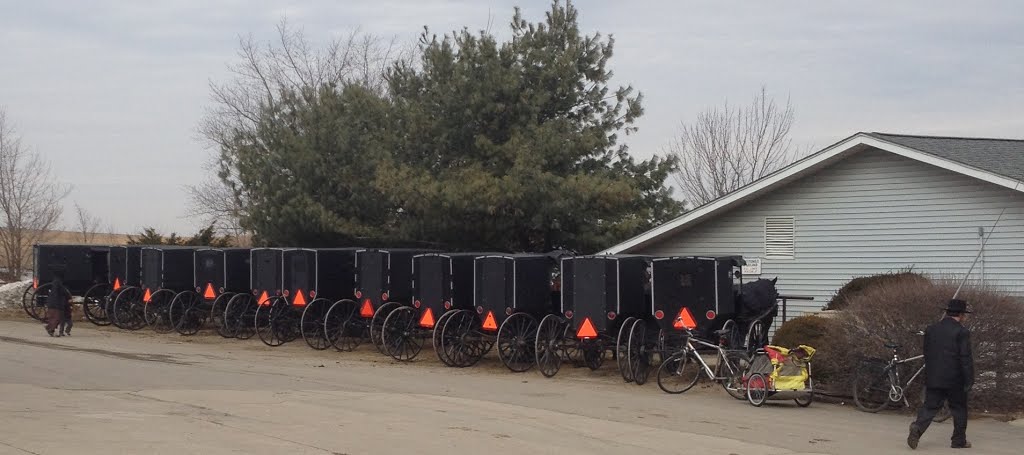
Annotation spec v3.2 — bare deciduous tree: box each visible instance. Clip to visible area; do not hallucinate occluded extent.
[193,18,412,237]
[0,107,71,281]
[669,86,804,208]
[73,202,102,243]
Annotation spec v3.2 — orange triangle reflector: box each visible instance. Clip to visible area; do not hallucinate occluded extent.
[203,283,217,299]
[257,291,270,306]
[482,311,498,331]
[293,289,307,306]
[143,288,152,303]
[419,307,436,328]
[576,317,598,338]
[113,278,121,291]
[673,307,698,330]
[360,299,374,318]
[33,277,39,289]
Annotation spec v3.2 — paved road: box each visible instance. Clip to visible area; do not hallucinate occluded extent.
[1,319,1021,455]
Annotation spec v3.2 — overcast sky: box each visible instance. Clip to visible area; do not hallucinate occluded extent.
[1,0,1022,235]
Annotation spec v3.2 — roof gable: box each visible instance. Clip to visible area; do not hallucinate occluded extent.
[602,132,1024,254]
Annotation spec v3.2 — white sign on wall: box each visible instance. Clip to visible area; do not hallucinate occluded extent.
[742,257,762,275]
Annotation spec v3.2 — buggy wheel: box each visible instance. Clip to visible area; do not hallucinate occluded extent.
[719,319,739,349]
[497,312,538,373]
[144,289,177,333]
[745,320,765,353]
[219,293,249,338]
[432,309,460,366]
[300,298,332,350]
[616,317,636,382]
[326,299,362,352]
[170,291,203,336]
[746,373,769,407]
[721,351,751,400]
[558,323,582,365]
[851,359,892,413]
[22,283,41,321]
[112,287,145,330]
[535,314,564,377]
[627,319,652,385]
[656,350,702,394]
[28,283,56,322]
[441,310,488,368]
[256,296,290,347]
[382,306,424,362]
[209,292,234,330]
[370,302,401,354]
[82,283,111,325]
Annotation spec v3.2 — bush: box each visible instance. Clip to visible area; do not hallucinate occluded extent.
[825,270,929,310]
[772,314,844,384]
[819,273,1024,414]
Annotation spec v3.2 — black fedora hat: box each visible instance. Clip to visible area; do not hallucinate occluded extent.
[943,298,971,313]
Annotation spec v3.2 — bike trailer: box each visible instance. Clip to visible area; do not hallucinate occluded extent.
[758,344,815,390]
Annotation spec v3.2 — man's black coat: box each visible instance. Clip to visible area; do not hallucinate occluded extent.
[923,316,975,390]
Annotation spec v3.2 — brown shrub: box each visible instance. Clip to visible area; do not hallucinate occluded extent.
[771,314,844,384]
[821,273,1024,413]
[824,270,929,310]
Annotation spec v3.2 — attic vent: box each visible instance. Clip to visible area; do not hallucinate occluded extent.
[765,217,795,259]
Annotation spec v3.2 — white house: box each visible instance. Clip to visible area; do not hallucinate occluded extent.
[601,132,1024,318]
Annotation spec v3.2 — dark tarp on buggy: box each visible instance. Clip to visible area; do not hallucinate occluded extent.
[33,244,110,295]
[250,248,284,305]
[109,246,145,289]
[141,247,197,292]
[354,248,432,317]
[194,248,252,299]
[561,254,651,335]
[412,253,487,328]
[474,254,559,330]
[651,256,744,340]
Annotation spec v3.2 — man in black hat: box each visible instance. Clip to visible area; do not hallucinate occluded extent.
[907,298,974,449]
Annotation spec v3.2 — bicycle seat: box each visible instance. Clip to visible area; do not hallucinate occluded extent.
[885,343,901,349]
[713,329,732,336]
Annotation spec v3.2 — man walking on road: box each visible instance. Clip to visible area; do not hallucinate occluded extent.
[907,298,974,450]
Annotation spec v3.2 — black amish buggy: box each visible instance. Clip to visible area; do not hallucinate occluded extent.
[99,245,147,329]
[254,248,360,348]
[607,256,748,385]
[221,248,283,340]
[379,252,494,362]
[534,254,658,380]
[110,246,199,333]
[323,248,432,353]
[650,256,778,352]
[168,248,251,336]
[434,253,564,372]
[24,243,110,322]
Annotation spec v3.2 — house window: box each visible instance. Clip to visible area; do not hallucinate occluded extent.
[765,216,795,259]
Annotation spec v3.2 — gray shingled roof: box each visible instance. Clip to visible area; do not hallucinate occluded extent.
[868,132,1024,182]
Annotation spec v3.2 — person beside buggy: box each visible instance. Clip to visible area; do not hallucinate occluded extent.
[44,272,73,337]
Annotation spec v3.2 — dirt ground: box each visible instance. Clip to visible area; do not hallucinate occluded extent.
[1,316,1023,455]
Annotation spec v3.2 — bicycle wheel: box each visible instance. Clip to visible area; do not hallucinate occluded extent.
[720,351,750,400]
[656,349,702,394]
[852,359,893,412]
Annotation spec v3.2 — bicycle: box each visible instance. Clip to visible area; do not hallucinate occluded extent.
[851,332,951,421]
[656,327,751,399]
